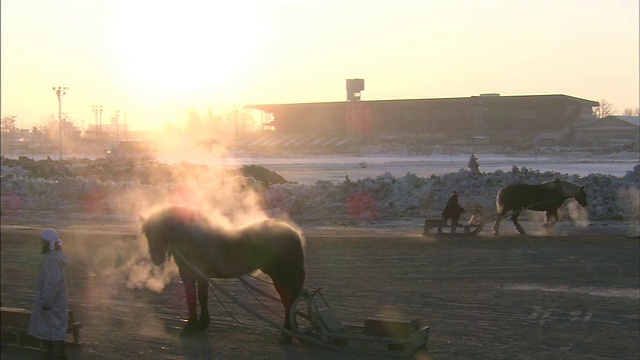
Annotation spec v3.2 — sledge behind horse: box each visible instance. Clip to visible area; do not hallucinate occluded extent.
[492,179,588,235]
[141,206,305,342]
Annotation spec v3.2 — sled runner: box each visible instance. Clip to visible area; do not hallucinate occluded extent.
[290,287,430,357]
[423,208,485,236]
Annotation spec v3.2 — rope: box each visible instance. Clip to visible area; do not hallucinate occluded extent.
[246,273,273,285]
[210,283,243,326]
[239,276,281,303]
[239,277,282,319]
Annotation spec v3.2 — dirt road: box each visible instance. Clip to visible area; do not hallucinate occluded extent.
[2,218,638,359]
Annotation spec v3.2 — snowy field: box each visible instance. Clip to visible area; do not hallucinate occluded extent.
[210,152,639,185]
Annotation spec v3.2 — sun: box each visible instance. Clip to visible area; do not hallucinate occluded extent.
[112,1,266,93]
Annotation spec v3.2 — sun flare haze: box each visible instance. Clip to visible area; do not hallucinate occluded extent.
[113,1,266,93]
[1,0,638,131]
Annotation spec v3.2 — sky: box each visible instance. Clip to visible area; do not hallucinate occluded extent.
[2,0,639,131]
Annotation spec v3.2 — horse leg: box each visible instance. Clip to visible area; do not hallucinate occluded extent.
[492,209,507,235]
[269,268,305,344]
[196,277,210,331]
[181,277,199,335]
[492,216,501,235]
[511,211,526,235]
[544,209,558,234]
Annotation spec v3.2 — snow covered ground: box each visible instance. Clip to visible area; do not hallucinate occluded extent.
[1,150,639,236]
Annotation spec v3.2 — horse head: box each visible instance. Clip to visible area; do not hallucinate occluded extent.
[141,206,199,266]
[141,216,172,265]
[552,179,588,208]
[574,186,588,208]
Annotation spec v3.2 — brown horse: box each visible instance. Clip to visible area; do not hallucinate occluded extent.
[492,179,588,235]
[141,206,305,342]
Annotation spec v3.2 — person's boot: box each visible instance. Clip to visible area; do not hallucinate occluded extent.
[40,340,53,360]
[51,341,67,360]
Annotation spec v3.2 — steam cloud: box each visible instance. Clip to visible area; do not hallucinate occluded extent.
[108,135,282,293]
[617,187,640,236]
[123,234,175,292]
[567,200,590,228]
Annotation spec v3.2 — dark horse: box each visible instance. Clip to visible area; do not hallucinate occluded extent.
[492,179,588,235]
[141,206,305,342]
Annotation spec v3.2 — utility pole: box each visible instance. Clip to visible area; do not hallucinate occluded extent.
[114,110,121,140]
[52,86,69,160]
[123,112,127,140]
[92,105,103,144]
[234,106,239,150]
[91,105,102,140]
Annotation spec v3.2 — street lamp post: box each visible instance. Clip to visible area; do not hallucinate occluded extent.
[52,86,69,160]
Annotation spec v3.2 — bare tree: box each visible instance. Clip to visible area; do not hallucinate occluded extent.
[1,116,17,134]
[623,107,640,116]
[593,99,615,118]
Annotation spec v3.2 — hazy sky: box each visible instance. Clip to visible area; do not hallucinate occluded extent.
[2,0,638,131]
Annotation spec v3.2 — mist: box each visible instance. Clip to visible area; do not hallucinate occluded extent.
[617,187,640,236]
[567,200,590,229]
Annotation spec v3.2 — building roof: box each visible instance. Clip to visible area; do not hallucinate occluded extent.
[582,116,640,129]
[609,116,639,127]
[245,94,599,111]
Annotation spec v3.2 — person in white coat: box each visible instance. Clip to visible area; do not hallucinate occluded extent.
[28,228,69,360]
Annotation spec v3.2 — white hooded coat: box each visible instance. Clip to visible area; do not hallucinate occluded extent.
[28,249,69,341]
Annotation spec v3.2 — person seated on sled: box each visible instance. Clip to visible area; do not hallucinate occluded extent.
[442,190,465,226]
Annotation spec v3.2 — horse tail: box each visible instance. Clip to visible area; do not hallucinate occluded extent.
[495,186,507,215]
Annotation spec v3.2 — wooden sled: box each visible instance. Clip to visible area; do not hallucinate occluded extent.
[423,209,485,236]
[0,306,83,348]
[173,249,430,357]
[291,288,429,357]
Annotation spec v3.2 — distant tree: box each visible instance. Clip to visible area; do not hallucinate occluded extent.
[1,116,17,134]
[593,99,615,118]
[623,107,639,116]
[163,120,180,136]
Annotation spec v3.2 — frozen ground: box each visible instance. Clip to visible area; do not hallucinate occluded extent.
[2,221,639,360]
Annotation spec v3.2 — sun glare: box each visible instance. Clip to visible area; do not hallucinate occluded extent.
[113,1,266,93]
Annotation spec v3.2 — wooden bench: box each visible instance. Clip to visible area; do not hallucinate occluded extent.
[0,306,82,346]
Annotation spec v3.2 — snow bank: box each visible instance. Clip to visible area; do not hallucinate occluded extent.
[1,157,639,223]
[266,165,640,222]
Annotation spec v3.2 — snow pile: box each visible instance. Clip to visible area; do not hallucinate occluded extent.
[266,165,640,223]
[1,157,639,224]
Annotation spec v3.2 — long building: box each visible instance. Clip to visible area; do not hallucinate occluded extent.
[245,93,598,147]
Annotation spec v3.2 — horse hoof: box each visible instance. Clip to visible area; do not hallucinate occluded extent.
[198,319,210,332]
[182,323,197,336]
[278,333,293,344]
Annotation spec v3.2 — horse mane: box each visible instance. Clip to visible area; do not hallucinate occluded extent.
[142,206,305,252]
[542,178,583,197]
[141,206,206,259]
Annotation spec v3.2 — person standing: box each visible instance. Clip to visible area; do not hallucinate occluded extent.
[441,190,465,226]
[468,153,480,175]
[28,228,69,360]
